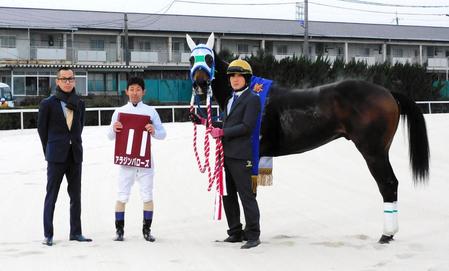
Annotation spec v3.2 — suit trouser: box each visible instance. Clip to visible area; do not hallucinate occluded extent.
[223,157,260,241]
[43,149,82,238]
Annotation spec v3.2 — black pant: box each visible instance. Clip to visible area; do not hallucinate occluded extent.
[223,157,260,241]
[43,149,82,238]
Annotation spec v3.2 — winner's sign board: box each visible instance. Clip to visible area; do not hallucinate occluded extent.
[114,112,151,168]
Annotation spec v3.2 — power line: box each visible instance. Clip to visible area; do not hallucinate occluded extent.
[332,0,449,8]
[309,1,449,17]
[126,0,176,28]
[173,0,297,6]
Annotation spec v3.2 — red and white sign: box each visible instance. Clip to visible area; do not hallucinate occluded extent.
[114,112,151,168]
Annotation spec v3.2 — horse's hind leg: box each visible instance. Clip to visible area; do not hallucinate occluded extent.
[357,147,399,244]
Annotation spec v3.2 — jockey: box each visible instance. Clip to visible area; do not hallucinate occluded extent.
[210,59,262,249]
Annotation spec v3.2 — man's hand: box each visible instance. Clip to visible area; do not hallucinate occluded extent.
[113,121,123,133]
[188,112,206,125]
[210,127,224,138]
[145,123,155,135]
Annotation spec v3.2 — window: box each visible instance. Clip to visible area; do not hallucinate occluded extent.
[25,77,37,96]
[337,47,343,55]
[392,48,403,57]
[276,45,288,55]
[138,41,151,51]
[237,44,249,54]
[75,77,87,95]
[0,36,16,48]
[184,42,190,52]
[88,73,105,91]
[13,77,25,95]
[106,73,117,91]
[90,40,105,50]
[364,48,370,56]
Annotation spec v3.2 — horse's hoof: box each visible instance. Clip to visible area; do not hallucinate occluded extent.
[378,234,394,244]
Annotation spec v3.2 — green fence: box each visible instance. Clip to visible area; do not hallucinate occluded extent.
[120,79,192,103]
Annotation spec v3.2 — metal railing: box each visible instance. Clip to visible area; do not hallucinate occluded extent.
[416,101,449,114]
[0,102,448,130]
[0,105,220,130]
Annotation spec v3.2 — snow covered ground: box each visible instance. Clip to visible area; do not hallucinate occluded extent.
[0,114,448,271]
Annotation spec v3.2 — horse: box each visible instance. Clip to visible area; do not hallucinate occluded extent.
[186,33,430,244]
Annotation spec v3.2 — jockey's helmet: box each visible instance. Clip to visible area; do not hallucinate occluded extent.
[227,59,253,76]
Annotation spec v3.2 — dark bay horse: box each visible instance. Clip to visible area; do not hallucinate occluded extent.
[186,33,429,244]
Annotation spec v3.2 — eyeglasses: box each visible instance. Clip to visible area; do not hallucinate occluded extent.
[57,77,75,83]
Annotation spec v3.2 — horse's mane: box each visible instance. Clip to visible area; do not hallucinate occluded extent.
[212,51,232,110]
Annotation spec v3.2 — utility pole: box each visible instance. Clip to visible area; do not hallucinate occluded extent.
[303,0,309,59]
[124,13,129,66]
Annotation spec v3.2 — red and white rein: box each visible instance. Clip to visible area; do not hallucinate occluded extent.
[190,87,225,220]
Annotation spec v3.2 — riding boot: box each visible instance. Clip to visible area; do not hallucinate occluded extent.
[142,219,155,242]
[114,220,124,241]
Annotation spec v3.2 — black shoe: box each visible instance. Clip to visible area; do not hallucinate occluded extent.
[114,231,124,241]
[378,234,394,244]
[241,239,261,249]
[143,230,156,242]
[142,224,156,242]
[223,234,243,243]
[114,220,124,241]
[69,234,92,242]
[42,237,53,246]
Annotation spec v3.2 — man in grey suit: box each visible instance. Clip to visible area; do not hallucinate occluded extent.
[210,59,261,249]
[38,67,92,246]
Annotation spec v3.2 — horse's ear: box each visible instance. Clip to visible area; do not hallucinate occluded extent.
[186,34,196,51]
[206,32,215,50]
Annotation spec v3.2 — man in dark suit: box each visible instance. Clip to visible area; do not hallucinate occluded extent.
[37,67,92,246]
[210,59,261,249]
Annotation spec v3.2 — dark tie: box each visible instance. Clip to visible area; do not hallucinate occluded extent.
[231,94,238,109]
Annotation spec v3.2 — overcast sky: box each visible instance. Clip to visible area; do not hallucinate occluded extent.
[0,0,448,27]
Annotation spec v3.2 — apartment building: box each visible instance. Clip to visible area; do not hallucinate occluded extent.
[0,7,448,100]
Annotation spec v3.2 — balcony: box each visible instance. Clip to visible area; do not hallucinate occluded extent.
[428,58,448,68]
[131,51,158,63]
[275,54,293,61]
[316,55,342,63]
[354,56,376,66]
[77,50,106,62]
[36,48,66,60]
[0,48,19,59]
[392,57,413,65]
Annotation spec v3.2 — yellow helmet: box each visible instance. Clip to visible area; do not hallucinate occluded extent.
[227,59,253,75]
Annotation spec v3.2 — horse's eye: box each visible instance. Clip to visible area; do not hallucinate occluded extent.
[189,56,194,67]
[205,54,213,68]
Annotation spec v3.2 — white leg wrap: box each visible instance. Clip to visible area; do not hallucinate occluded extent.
[383,202,399,236]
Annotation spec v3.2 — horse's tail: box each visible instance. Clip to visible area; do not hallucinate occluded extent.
[391,92,430,184]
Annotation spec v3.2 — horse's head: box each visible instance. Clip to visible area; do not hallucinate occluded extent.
[186,32,215,95]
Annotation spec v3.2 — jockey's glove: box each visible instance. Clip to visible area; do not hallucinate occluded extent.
[210,127,224,138]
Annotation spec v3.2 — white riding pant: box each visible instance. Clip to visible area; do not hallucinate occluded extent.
[117,166,154,203]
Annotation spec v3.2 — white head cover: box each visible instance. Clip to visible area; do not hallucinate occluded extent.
[186,32,215,82]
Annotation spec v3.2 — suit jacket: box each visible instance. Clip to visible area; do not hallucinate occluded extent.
[222,89,261,160]
[38,95,85,163]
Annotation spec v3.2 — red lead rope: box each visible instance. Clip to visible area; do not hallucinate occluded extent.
[190,91,225,220]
